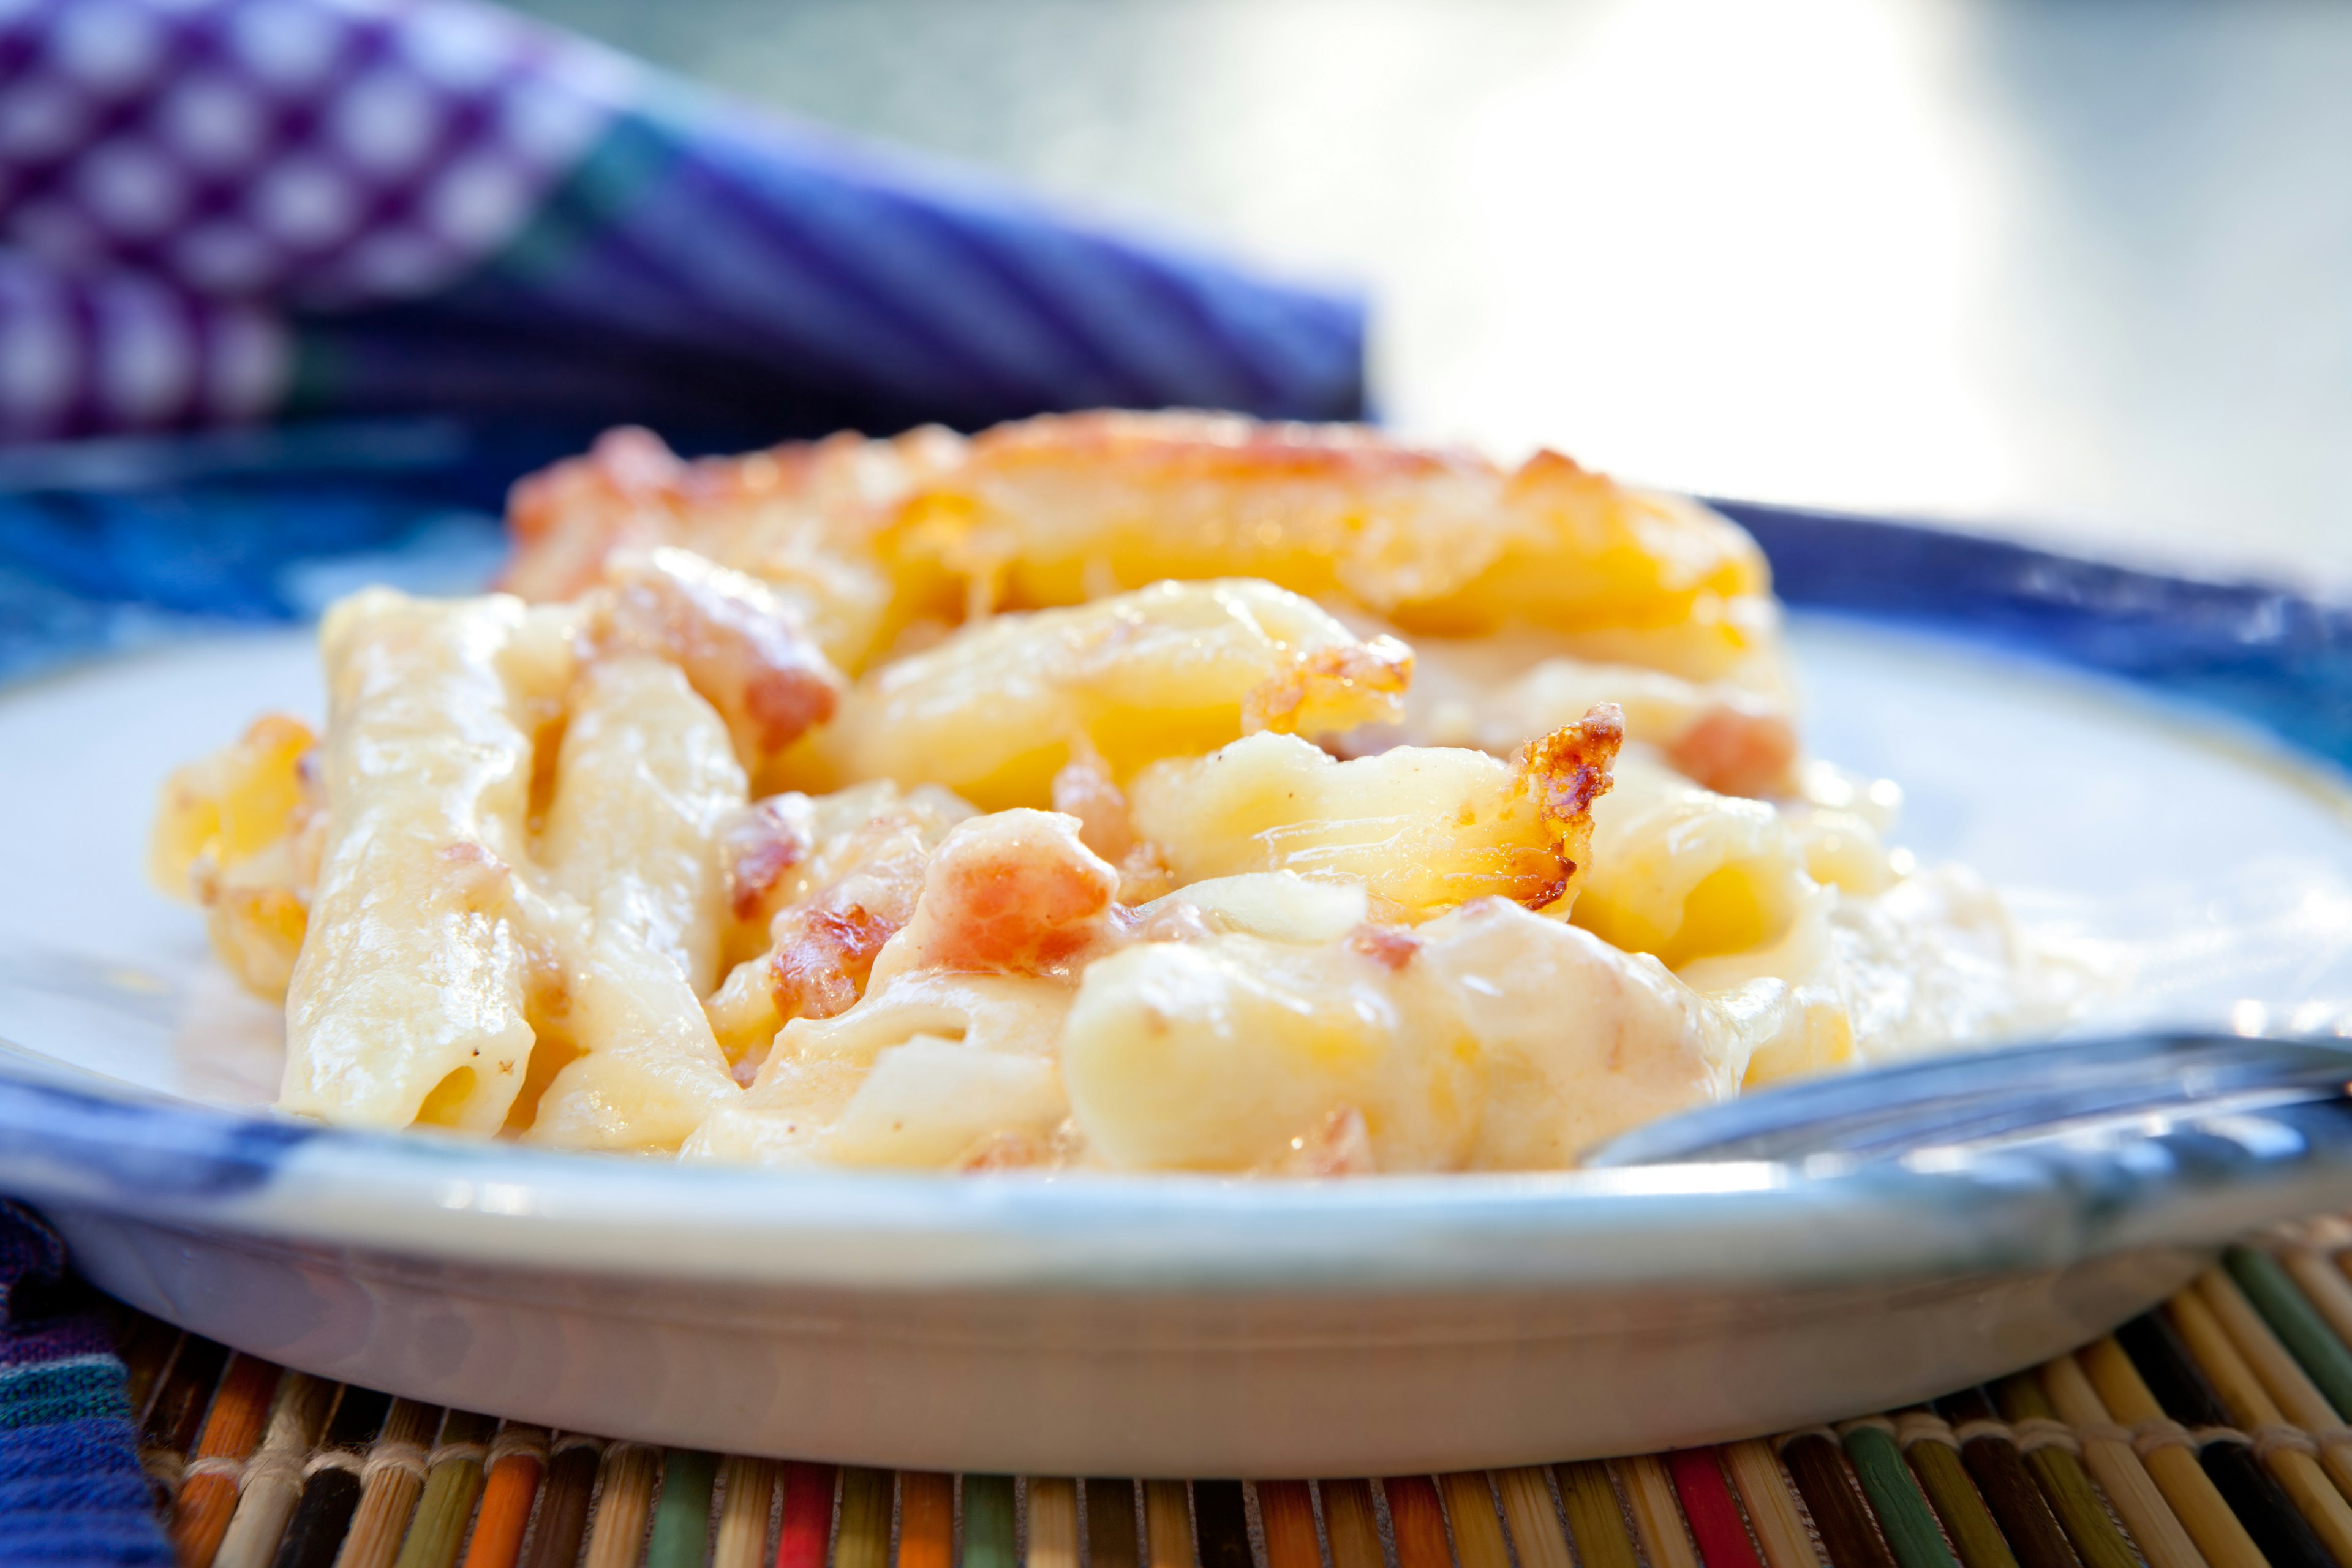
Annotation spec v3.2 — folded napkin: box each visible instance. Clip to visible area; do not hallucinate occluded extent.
[0,0,1365,443]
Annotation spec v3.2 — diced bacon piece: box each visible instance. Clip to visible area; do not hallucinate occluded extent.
[771,899,900,1020]
[718,796,814,924]
[891,810,1123,977]
[1347,924,1420,972]
[501,428,689,601]
[592,547,846,766]
[1666,703,1801,800]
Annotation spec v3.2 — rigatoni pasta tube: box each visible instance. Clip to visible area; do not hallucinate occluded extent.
[813,578,1409,810]
[1128,707,1621,924]
[1129,733,1566,921]
[536,654,745,995]
[891,412,1773,678]
[1572,748,1812,968]
[281,590,540,1132]
[524,654,747,1150]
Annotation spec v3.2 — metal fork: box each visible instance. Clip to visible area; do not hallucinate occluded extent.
[1583,1032,2352,1167]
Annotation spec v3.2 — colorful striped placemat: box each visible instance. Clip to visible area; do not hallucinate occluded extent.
[105,1218,2352,1568]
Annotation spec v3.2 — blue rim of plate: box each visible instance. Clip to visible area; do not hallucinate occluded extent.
[6,421,2352,1292]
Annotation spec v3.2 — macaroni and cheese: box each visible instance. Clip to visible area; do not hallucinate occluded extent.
[152,412,2069,1172]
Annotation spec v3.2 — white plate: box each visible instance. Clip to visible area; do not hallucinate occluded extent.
[2,617,2350,1474]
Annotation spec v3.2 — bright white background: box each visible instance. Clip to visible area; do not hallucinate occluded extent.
[510,0,2352,587]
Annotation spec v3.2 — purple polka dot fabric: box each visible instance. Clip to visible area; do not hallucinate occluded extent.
[0,0,1363,442]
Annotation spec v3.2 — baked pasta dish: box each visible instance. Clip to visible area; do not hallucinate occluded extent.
[150,412,2068,1173]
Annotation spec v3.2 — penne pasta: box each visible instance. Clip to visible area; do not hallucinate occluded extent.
[812,578,1410,810]
[535,654,745,995]
[1127,706,1620,923]
[1390,634,1798,798]
[1572,748,1815,969]
[281,590,542,1132]
[590,547,846,775]
[521,653,747,1149]
[684,970,1075,1169]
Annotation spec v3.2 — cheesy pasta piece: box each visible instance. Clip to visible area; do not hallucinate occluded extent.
[889,413,1773,676]
[537,654,746,993]
[281,590,541,1132]
[1140,871,1370,946]
[1061,897,1749,1172]
[1777,804,1897,896]
[1126,706,1621,922]
[688,812,1112,1168]
[150,712,315,896]
[1709,974,1857,1088]
[521,653,748,1149]
[1684,865,2071,1081]
[1779,760,1904,894]
[1828,865,2072,1062]
[149,712,323,1000]
[684,969,1074,1169]
[501,412,1777,688]
[813,579,1411,810]
[1392,634,1798,798]
[1571,748,1815,969]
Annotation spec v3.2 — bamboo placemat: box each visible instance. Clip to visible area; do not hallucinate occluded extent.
[118,1223,2352,1568]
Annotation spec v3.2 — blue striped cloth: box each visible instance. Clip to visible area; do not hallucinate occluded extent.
[0,1205,170,1567]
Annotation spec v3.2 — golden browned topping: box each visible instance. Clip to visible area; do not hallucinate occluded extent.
[500,426,684,602]
[1515,702,1625,911]
[1522,703,1624,825]
[965,407,1470,477]
[502,425,968,600]
[500,410,1773,684]
[1241,636,1415,738]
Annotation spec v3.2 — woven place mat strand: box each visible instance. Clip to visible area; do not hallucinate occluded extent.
[113,1221,2352,1568]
